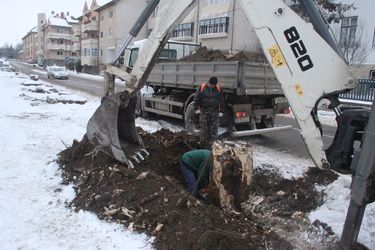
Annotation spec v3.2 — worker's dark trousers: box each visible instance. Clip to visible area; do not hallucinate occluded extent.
[178,160,196,194]
[200,111,219,140]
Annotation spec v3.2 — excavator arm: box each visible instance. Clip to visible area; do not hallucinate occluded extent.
[88,0,355,168]
[87,0,199,166]
[239,0,356,168]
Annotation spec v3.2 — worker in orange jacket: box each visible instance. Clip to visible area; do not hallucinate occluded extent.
[193,76,224,141]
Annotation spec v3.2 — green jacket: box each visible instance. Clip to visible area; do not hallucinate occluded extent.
[181,149,212,189]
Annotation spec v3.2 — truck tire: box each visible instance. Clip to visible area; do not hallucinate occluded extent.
[184,102,201,136]
[256,115,275,129]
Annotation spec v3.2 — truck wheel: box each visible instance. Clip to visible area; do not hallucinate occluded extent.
[256,116,275,129]
[184,103,201,136]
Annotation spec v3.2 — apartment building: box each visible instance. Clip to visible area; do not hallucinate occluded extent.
[96,0,148,69]
[81,0,100,74]
[22,27,38,63]
[148,0,260,54]
[67,16,81,59]
[37,12,74,66]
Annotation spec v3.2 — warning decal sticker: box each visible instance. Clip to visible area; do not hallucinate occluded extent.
[268,45,286,68]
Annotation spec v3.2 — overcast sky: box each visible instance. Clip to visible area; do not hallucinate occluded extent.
[0,0,109,46]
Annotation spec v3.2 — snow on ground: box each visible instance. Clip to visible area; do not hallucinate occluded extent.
[0,70,373,249]
[253,144,314,179]
[0,71,153,249]
[310,175,375,249]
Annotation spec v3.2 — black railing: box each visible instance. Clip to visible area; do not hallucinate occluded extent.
[340,79,375,102]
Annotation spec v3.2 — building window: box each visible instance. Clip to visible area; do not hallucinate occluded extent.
[340,16,358,47]
[109,11,113,17]
[372,28,375,48]
[199,17,229,35]
[101,50,103,56]
[84,48,89,56]
[100,31,103,38]
[172,23,194,38]
[91,48,98,56]
[101,15,104,21]
[59,39,64,45]
[57,51,63,55]
[108,28,112,37]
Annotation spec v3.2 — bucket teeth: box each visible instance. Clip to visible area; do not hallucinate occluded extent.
[136,152,144,161]
[131,155,140,164]
[127,160,135,169]
[140,149,150,157]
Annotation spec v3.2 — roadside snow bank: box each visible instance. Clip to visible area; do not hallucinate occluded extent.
[310,175,375,249]
[0,71,152,249]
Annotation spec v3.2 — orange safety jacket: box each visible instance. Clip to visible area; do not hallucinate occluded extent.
[194,83,222,112]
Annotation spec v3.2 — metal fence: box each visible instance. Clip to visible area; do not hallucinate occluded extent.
[340,79,375,102]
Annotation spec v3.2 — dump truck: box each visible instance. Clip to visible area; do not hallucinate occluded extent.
[129,39,290,137]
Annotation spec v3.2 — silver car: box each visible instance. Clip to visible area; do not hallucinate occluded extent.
[47,66,69,80]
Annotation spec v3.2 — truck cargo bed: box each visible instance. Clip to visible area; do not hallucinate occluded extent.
[147,61,284,95]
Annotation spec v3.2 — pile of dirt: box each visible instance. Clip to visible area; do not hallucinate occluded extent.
[58,129,357,249]
[179,47,266,63]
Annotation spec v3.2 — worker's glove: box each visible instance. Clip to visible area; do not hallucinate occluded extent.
[218,112,224,118]
[195,109,201,115]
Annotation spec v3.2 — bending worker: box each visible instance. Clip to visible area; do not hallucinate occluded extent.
[178,149,212,196]
[194,76,223,141]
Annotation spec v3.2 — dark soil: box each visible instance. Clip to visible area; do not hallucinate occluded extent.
[58,129,360,250]
[179,46,266,63]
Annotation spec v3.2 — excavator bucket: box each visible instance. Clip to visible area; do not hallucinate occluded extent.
[86,92,148,168]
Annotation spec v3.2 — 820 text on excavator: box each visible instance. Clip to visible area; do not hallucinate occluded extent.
[85,0,375,248]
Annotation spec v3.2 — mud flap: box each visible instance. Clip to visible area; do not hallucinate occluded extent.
[87,92,146,166]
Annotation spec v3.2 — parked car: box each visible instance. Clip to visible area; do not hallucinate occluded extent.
[0,59,12,71]
[47,66,69,80]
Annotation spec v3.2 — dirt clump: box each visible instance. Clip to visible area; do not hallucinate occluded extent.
[179,46,266,63]
[58,129,356,250]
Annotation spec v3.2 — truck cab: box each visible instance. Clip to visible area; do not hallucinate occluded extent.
[128,39,201,67]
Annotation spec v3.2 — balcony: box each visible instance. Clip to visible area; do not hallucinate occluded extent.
[71,36,80,43]
[82,38,98,47]
[82,21,98,32]
[47,32,71,40]
[73,29,81,37]
[47,44,71,51]
[73,44,81,51]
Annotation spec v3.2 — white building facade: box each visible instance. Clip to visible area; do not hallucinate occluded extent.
[333,0,375,79]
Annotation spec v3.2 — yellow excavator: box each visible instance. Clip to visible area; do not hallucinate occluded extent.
[86,0,374,248]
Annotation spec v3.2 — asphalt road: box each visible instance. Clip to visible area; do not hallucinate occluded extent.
[246,114,337,159]
[11,61,338,161]
[12,61,106,96]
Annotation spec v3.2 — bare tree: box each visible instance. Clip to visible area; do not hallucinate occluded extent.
[287,0,355,23]
[336,21,369,65]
